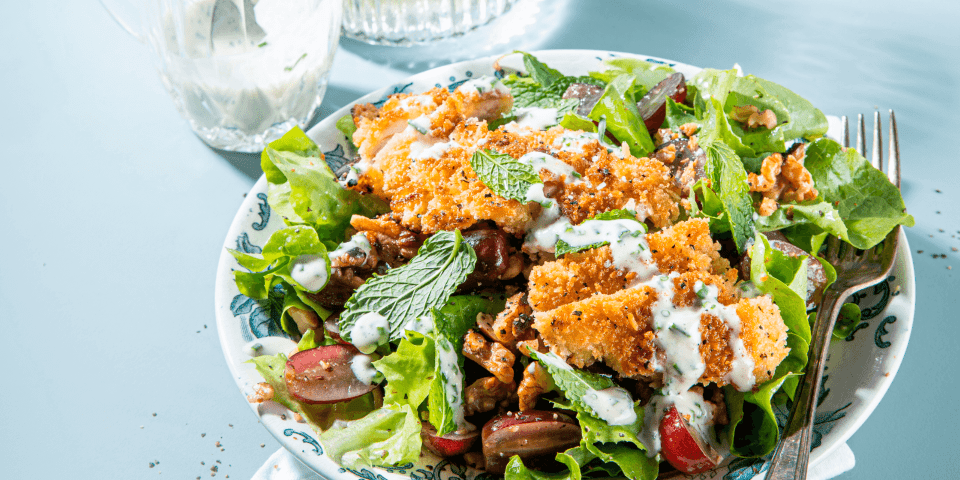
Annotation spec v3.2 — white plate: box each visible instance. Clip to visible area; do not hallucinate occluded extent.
[214,50,915,480]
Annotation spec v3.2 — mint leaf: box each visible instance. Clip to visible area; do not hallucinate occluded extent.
[339,230,477,342]
[530,351,637,427]
[470,149,542,202]
[514,50,565,88]
[590,209,637,221]
[697,97,756,252]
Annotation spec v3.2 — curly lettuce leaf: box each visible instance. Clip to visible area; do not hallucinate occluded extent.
[229,226,331,299]
[724,234,812,457]
[803,138,914,248]
[247,353,298,412]
[261,127,388,244]
[373,295,506,434]
[320,404,422,469]
[375,331,436,410]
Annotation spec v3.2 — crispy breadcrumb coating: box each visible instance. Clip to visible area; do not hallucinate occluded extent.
[527,218,789,387]
[531,272,789,386]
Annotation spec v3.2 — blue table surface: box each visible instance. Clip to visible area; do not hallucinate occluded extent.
[2,0,958,478]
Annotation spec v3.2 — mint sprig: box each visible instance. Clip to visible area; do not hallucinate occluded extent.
[469,149,542,202]
[338,230,477,342]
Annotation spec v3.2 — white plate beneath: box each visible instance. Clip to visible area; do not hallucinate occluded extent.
[215,50,915,480]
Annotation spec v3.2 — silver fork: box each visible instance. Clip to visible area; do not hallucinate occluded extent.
[765,111,902,480]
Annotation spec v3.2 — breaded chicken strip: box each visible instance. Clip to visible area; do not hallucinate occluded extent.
[352,84,512,164]
[485,126,682,229]
[531,272,789,387]
[527,219,736,312]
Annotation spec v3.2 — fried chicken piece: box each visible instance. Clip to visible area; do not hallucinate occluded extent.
[351,96,681,236]
[527,219,735,313]
[464,377,516,416]
[351,85,511,164]
[531,272,789,387]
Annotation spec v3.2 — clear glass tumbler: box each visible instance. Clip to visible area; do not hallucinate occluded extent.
[342,0,517,45]
[102,0,342,152]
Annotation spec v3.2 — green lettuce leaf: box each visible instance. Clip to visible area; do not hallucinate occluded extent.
[375,331,436,409]
[591,58,675,96]
[336,114,358,145]
[229,226,331,299]
[373,295,506,434]
[724,234,812,457]
[588,74,655,157]
[339,230,477,343]
[260,127,388,244]
[664,98,697,130]
[470,149,542,202]
[320,404,422,469]
[754,200,849,245]
[803,138,914,248]
[247,353,299,412]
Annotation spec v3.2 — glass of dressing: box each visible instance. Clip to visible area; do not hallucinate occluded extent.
[101,0,342,152]
[342,0,517,45]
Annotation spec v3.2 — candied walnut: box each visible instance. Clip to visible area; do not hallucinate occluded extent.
[247,382,275,403]
[748,144,818,216]
[464,377,516,416]
[518,363,553,411]
[730,105,777,130]
[463,330,516,384]
[490,293,535,350]
[679,122,700,137]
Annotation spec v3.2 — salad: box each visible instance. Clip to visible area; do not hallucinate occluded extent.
[228,51,913,479]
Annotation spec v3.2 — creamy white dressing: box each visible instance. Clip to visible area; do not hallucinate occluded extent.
[636,274,756,456]
[408,115,431,134]
[456,75,509,95]
[350,312,390,354]
[435,335,469,429]
[340,157,371,187]
[328,233,372,264]
[582,387,637,426]
[349,354,383,385]
[518,151,580,179]
[289,254,329,292]
[511,107,559,130]
[402,315,435,337]
[414,140,460,161]
[552,131,623,157]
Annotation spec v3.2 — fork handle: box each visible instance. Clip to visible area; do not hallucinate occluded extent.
[765,288,846,480]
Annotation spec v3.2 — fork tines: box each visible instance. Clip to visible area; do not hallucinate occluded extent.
[842,110,900,188]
